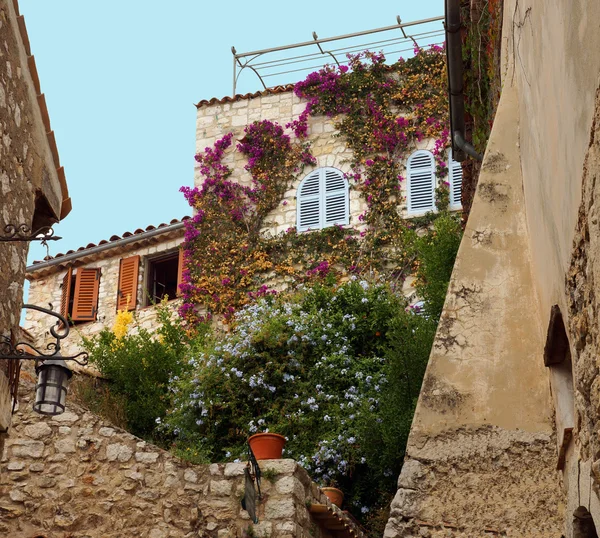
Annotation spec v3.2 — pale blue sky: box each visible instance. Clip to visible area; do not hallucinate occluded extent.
[20,0,442,266]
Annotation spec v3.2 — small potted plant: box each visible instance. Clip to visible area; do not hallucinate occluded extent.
[248,431,286,460]
[320,481,344,507]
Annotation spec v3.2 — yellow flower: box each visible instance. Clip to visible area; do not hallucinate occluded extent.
[113,308,134,339]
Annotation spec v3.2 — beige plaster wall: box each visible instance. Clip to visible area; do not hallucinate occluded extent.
[384,82,562,537]
[25,235,183,358]
[501,0,600,332]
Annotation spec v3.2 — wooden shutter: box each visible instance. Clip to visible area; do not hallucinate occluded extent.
[176,247,185,297]
[117,255,139,311]
[324,168,349,227]
[448,150,463,209]
[59,267,73,324]
[72,268,100,322]
[407,150,435,214]
[297,169,321,231]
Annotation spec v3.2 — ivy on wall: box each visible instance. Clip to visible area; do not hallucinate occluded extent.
[180,47,453,324]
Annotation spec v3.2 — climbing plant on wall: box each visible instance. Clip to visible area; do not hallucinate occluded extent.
[180,46,453,324]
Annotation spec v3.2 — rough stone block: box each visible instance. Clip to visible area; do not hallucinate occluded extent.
[11,440,44,458]
[23,422,51,440]
[106,443,133,462]
[264,498,295,519]
[135,451,159,464]
[210,479,232,496]
[54,439,76,454]
[260,459,296,475]
[224,462,246,477]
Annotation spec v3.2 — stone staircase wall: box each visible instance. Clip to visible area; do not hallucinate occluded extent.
[0,379,347,538]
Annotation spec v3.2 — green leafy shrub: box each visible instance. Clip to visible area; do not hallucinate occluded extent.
[162,279,436,530]
[82,304,199,441]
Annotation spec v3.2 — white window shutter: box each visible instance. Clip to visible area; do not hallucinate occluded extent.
[297,167,349,231]
[323,168,349,227]
[297,170,321,231]
[448,149,463,210]
[407,150,435,214]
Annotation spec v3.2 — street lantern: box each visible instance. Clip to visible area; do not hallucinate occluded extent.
[33,357,74,416]
[0,304,88,416]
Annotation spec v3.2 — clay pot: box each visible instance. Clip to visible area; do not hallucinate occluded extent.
[248,433,286,460]
[321,486,344,507]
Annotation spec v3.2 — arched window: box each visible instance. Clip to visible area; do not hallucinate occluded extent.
[297,167,349,231]
[448,149,463,210]
[407,150,435,214]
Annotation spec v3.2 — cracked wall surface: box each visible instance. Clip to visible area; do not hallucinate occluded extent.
[384,82,562,537]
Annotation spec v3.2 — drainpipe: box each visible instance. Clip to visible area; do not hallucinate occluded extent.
[445,0,483,162]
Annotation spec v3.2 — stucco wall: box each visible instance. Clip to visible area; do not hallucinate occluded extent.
[0,378,359,538]
[25,234,184,358]
[0,0,69,446]
[384,82,562,537]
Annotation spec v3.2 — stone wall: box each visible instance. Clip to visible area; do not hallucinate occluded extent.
[0,378,358,538]
[25,234,184,358]
[564,85,600,536]
[196,90,441,237]
[0,0,70,449]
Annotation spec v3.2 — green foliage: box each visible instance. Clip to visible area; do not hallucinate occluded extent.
[81,305,200,441]
[162,278,445,531]
[414,212,463,319]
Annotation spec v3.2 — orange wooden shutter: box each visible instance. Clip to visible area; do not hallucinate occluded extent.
[117,255,139,311]
[176,247,185,297]
[59,267,73,324]
[72,268,100,322]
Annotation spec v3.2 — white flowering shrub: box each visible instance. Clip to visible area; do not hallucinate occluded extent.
[163,279,436,527]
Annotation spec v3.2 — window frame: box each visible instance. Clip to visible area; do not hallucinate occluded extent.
[296,167,349,232]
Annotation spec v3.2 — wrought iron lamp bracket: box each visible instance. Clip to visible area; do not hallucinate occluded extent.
[0,304,88,365]
[0,224,61,244]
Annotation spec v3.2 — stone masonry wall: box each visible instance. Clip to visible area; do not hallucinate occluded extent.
[25,234,183,358]
[0,0,67,446]
[564,85,600,534]
[196,91,440,237]
[0,378,351,538]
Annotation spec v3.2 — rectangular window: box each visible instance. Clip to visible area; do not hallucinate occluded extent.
[145,250,182,306]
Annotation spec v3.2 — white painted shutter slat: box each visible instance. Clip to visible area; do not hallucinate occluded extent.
[297,167,349,231]
[407,150,435,214]
[448,150,463,209]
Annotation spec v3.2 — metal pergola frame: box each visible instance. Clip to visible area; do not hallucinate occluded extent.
[231,15,445,95]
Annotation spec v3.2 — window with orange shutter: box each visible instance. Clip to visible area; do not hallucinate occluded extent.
[117,255,140,311]
[71,268,101,322]
[59,267,73,325]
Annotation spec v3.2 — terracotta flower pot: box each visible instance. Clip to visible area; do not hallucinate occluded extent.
[321,487,344,507]
[248,433,286,460]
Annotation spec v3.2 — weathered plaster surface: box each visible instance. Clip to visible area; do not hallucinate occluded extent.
[0,380,353,538]
[385,82,562,537]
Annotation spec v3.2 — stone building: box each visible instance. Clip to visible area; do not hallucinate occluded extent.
[25,218,188,357]
[26,82,463,353]
[0,0,71,453]
[384,0,600,537]
[195,87,463,237]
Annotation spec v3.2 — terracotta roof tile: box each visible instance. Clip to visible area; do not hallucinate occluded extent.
[32,216,190,266]
[195,84,295,108]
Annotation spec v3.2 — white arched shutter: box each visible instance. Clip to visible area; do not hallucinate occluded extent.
[407,150,435,214]
[297,169,321,231]
[448,149,463,210]
[297,168,349,231]
[324,168,349,227]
